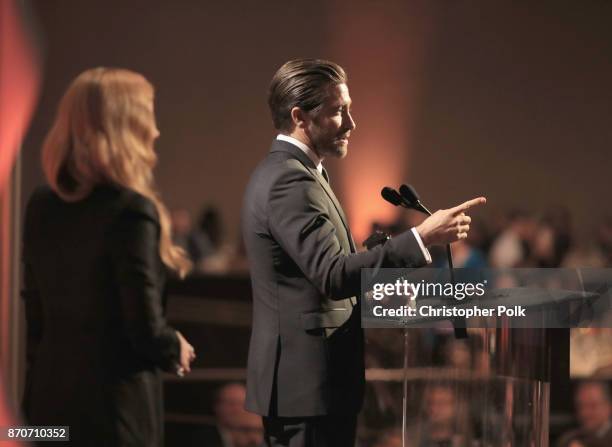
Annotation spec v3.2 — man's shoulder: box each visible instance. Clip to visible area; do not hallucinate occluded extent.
[242,149,320,223]
[261,148,310,172]
[247,150,313,191]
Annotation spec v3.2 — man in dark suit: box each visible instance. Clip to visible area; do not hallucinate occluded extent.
[241,58,485,447]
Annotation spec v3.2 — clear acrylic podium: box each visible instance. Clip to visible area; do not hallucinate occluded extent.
[358,267,611,447]
[361,325,568,447]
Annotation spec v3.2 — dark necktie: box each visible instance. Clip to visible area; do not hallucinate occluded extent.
[319,167,357,253]
[321,167,330,184]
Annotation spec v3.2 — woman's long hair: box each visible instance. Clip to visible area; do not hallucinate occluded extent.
[42,67,191,277]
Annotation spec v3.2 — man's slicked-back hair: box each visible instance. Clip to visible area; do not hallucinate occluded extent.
[268,58,347,132]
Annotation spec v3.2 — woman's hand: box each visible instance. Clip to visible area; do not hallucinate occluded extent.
[176,331,195,376]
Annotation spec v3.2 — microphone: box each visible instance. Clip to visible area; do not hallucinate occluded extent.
[381,187,410,208]
[397,184,466,339]
[399,184,431,215]
[399,183,419,203]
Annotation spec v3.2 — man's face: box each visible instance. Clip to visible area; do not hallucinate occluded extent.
[304,83,355,159]
[575,384,611,433]
[229,411,264,447]
[426,387,456,427]
[214,384,246,428]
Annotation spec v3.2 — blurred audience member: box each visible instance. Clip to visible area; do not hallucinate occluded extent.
[526,209,572,267]
[226,411,264,447]
[432,332,489,373]
[190,206,222,262]
[443,339,472,370]
[407,383,472,447]
[190,205,238,273]
[171,208,194,250]
[372,429,403,447]
[562,216,611,268]
[562,243,608,268]
[557,381,612,447]
[172,382,263,447]
[465,216,492,256]
[547,207,572,264]
[226,232,250,273]
[489,210,535,268]
[447,240,487,269]
[596,216,612,266]
[570,330,612,378]
[210,382,264,447]
[530,220,559,267]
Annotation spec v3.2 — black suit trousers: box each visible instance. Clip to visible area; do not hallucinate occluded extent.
[263,413,357,447]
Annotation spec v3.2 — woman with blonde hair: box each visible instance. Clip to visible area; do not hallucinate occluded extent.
[22,67,195,446]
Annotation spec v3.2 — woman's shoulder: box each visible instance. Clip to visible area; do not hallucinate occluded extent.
[108,186,160,224]
[26,184,56,205]
[25,184,159,222]
[108,188,162,244]
[24,185,60,220]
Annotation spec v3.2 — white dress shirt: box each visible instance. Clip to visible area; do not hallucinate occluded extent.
[276,134,323,174]
[275,134,431,263]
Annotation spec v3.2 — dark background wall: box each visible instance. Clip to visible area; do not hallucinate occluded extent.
[408,2,612,241]
[22,0,612,244]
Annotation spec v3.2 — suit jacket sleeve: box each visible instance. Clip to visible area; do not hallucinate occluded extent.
[109,194,180,372]
[268,167,427,300]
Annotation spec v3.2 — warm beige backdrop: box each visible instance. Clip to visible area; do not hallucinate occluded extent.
[22,0,612,245]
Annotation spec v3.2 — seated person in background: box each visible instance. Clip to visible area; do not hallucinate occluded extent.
[190,205,234,272]
[557,381,612,447]
[372,429,402,447]
[205,382,264,447]
[170,208,195,256]
[166,382,263,447]
[489,210,535,268]
[224,410,264,447]
[407,383,472,447]
[433,239,487,270]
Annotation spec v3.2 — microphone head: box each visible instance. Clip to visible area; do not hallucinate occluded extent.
[381,187,403,207]
[399,184,420,204]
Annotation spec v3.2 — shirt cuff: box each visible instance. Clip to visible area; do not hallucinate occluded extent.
[411,227,432,264]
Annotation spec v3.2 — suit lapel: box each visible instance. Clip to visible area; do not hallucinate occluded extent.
[310,169,357,253]
[270,140,356,253]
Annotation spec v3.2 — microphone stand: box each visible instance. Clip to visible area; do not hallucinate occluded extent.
[400,201,465,447]
[377,186,467,447]
[410,199,466,339]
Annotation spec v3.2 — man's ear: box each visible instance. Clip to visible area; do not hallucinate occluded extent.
[290,106,307,130]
